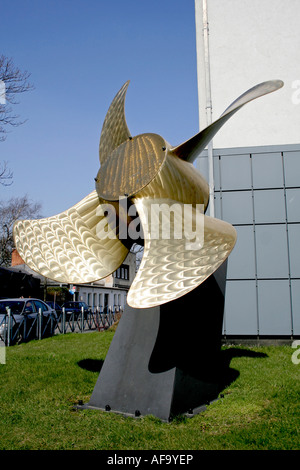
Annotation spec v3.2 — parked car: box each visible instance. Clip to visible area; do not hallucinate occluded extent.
[46,301,62,316]
[61,301,90,318]
[0,298,57,344]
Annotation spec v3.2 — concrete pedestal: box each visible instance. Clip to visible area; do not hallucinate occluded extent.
[81,261,227,421]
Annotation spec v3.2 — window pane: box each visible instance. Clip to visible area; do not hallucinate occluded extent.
[288,224,300,277]
[220,154,252,190]
[224,280,257,335]
[227,225,256,279]
[286,189,300,223]
[284,151,300,187]
[257,280,292,335]
[291,280,300,335]
[254,189,286,223]
[222,191,253,225]
[255,225,289,278]
[252,152,283,189]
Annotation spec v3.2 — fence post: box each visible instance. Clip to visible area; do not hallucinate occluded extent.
[81,306,84,332]
[62,307,66,334]
[50,311,54,335]
[38,308,42,340]
[23,313,27,342]
[7,309,11,347]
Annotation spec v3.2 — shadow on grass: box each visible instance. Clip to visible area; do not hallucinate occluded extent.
[77,348,267,390]
[218,348,268,392]
[77,359,104,373]
[75,348,268,418]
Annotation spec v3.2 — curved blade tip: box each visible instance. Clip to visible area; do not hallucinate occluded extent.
[267,79,284,90]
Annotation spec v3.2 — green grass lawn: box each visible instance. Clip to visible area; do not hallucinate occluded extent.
[0,330,299,450]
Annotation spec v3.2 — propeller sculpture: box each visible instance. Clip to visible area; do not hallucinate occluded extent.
[13,79,283,309]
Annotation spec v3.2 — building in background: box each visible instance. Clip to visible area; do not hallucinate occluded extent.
[0,265,40,299]
[76,251,136,312]
[10,249,136,312]
[195,0,300,149]
[194,0,300,338]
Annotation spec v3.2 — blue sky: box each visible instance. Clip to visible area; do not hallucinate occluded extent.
[1,0,199,217]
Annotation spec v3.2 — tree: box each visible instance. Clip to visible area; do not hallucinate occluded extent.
[0,161,13,186]
[0,195,42,267]
[130,243,144,272]
[0,55,34,141]
[0,55,34,186]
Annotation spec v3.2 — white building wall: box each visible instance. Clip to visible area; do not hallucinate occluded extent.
[195,0,300,148]
[76,251,135,311]
[78,286,127,312]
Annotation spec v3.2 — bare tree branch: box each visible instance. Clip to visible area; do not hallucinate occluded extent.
[0,56,34,186]
[0,161,13,186]
[0,195,42,267]
[130,242,144,271]
[0,55,34,141]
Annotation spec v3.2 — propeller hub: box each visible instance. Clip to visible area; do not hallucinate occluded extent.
[96,133,167,201]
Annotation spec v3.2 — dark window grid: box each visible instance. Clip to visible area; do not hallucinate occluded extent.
[115,265,129,280]
[217,151,297,337]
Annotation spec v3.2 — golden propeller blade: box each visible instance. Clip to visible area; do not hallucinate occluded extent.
[170,79,284,163]
[13,191,129,284]
[94,77,281,308]
[99,81,131,165]
[123,143,235,308]
[12,79,282,308]
[96,132,210,208]
[127,197,237,309]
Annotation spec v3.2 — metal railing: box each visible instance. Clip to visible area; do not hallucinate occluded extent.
[54,307,119,335]
[0,306,121,346]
